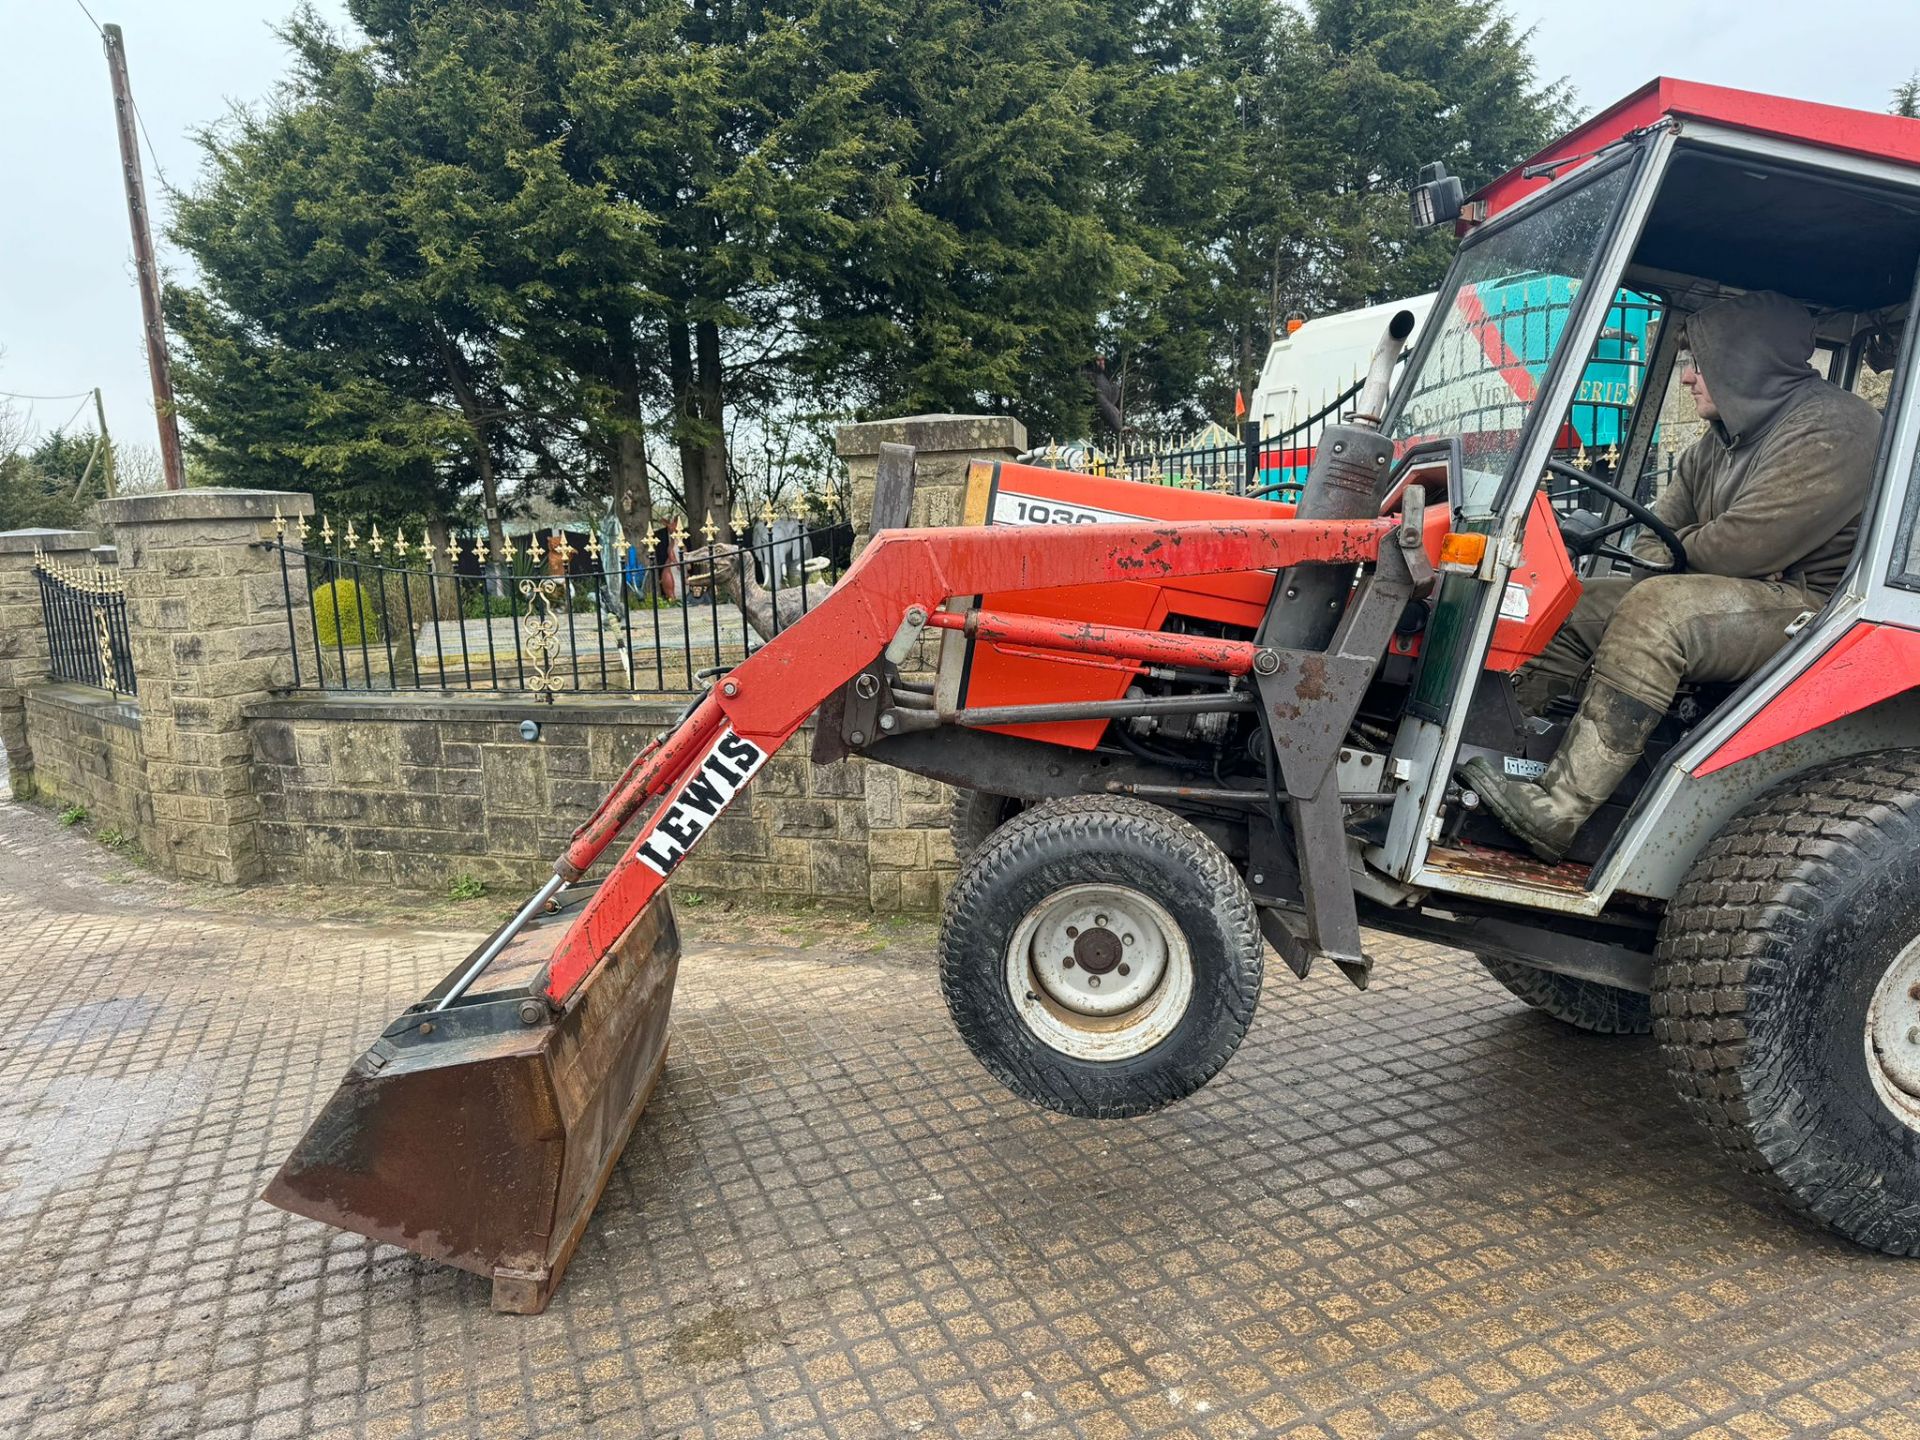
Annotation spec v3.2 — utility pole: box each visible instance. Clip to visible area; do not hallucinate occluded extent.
[102,23,184,491]
[93,388,117,497]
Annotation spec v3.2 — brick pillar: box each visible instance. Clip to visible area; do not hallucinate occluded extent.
[0,528,100,797]
[835,414,1027,538]
[96,488,315,882]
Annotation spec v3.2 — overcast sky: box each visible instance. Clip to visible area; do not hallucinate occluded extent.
[2,0,1916,458]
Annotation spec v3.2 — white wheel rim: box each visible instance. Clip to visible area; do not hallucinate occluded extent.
[1004,883,1194,1061]
[1867,935,1920,1134]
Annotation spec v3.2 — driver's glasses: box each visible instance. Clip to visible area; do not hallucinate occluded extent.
[1677,349,1700,382]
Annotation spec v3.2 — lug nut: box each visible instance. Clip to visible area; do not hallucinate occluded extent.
[1908,1026,1920,1046]
[1123,933,1134,945]
[1909,981,1920,1001]
[1062,957,1075,969]
[1066,926,1079,938]
[1088,976,1101,988]
[1095,914,1109,927]
[1118,963,1131,977]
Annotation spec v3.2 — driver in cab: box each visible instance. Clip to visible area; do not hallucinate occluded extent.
[1463,289,1882,861]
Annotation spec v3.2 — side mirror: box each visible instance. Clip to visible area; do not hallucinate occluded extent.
[1411,162,1465,231]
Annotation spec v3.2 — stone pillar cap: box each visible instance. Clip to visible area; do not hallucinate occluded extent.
[835,414,1028,458]
[0,527,99,555]
[95,487,316,527]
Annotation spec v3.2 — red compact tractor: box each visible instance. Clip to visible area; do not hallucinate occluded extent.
[272,80,1920,1307]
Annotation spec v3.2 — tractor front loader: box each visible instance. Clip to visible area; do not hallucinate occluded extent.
[266,317,1437,1310]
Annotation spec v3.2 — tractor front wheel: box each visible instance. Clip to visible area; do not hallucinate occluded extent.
[1655,752,1920,1255]
[940,796,1262,1118]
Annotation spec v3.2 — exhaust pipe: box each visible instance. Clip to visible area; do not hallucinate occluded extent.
[1351,309,1418,429]
[1258,309,1417,654]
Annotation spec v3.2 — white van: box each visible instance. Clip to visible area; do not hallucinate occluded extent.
[1250,293,1437,439]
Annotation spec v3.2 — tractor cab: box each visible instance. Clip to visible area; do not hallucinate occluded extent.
[1363,79,1920,919]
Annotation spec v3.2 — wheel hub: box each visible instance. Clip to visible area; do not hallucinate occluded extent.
[1866,936,1920,1128]
[1072,928,1123,975]
[1005,883,1193,1060]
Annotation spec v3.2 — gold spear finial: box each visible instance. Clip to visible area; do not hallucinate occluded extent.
[641,527,658,558]
[616,528,631,566]
[701,511,719,544]
[526,530,544,567]
[445,532,461,566]
[394,528,409,560]
[759,498,777,527]
[344,519,360,555]
[273,504,286,540]
[320,516,335,547]
[585,528,602,563]
[296,514,309,544]
[500,530,516,565]
[473,534,488,566]
[369,523,383,558]
[551,528,575,565]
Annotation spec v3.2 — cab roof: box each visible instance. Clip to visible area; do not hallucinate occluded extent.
[1471,78,1920,224]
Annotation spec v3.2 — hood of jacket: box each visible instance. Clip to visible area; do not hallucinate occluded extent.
[1687,290,1823,449]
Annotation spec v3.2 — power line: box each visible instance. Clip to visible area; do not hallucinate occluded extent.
[52,393,95,437]
[130,97,172,192]
[0,389,95,403]
[72,0,103,36]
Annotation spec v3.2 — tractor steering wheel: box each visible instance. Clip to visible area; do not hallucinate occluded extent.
[1545,458,1687,575]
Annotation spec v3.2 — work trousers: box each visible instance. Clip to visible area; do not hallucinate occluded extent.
[1513,574,1820,717]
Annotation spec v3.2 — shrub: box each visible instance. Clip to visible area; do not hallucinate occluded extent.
[58,803,88,826]
[313,578,383,648]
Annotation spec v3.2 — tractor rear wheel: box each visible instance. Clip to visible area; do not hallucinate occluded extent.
[940,796,1262,1118]
[1476,955,1651,1035]
[949,788,1022,861]
[1654,752,1920,1256]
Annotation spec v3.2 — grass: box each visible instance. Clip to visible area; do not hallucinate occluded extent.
[58,804,88,827]
[448,873,488,901]
[98,827,131,850]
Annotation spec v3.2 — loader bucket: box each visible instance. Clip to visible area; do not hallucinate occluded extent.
[264,883,679,1313]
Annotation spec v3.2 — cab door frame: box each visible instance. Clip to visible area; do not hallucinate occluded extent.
[1373,124,1677,903]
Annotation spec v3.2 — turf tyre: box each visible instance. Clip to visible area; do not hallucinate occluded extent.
[1476,955,1651,1035]
[1653,751,1920,1255]
[949,789,1022,862]
[940,795,1262,1118]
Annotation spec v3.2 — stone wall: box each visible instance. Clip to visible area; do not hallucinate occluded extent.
[246,694,958,908]
[2,414,1027,910]
[0,528,100,798]
[22,685,155,846]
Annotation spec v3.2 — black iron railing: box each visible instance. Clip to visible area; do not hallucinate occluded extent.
[265,511,854,699]
[34,552,135,697]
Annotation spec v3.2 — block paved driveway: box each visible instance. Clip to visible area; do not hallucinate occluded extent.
[2,791,1918,1440]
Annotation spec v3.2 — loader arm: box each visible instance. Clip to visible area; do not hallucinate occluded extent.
[540,514,1403,1002]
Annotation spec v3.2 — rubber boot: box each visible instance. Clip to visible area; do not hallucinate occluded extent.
[1459,682,1665,863]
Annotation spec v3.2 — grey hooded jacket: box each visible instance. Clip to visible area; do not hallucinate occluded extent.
[1640,290,1880,595]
